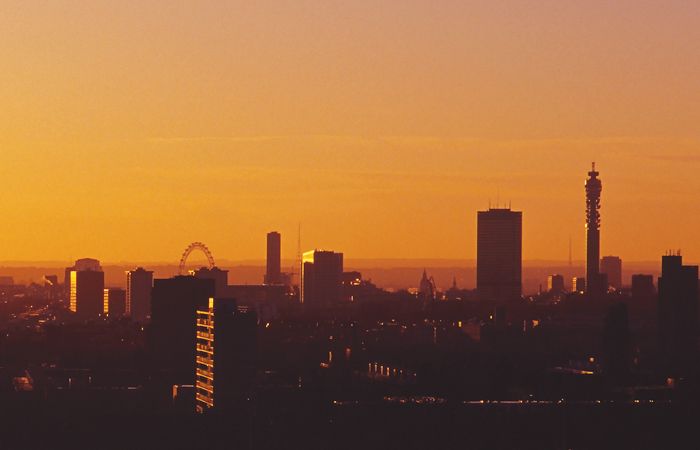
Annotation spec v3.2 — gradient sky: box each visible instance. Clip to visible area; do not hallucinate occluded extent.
[1,1,699,263]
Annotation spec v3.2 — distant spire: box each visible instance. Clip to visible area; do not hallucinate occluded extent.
[452,276,457,289]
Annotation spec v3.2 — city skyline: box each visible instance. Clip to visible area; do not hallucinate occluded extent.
[1,2,699,262]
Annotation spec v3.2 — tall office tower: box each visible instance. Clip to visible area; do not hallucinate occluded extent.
[301,250,343,306]
[64,258,102,300]
[547,274,565,294]
[658,254,699,372]
[195,298,258,413]
[104,288,126,317]
[150,276,216,386]
[265,231,282,285]
[585,163,604,295]
[193,267,229,297]
[126,267,153,322]
[601,256,623,290]
[476,208,522,302]
[68,259,104,318]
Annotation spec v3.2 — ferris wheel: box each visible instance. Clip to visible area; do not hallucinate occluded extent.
[179,242,216,275]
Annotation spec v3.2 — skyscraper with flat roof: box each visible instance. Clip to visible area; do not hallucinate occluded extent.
[477,208,522,302]
[265,231,282,285]
[195,298,257,413]
[126,267,153,321]
[658,254,698,372]
[150,276,215,386]
[68,259,104,318]
[301,250,343,306]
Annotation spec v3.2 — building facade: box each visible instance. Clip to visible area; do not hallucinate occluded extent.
[601,256,623,290]
[476,208,522,302]
[195,298,258,413]
[126,267,153,322]
[301,250,344,306]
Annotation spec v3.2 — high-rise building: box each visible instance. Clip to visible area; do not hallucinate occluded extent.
[301,250,343,306]
[601,256,623,290]
[126,267,153,322]
[658,254,699,372]
[476,208,522,302]
[64,258,102,300]
[265,231,282,285]
[572,277,586,293]
[585,163,604,295]
[192,267,229,297]
[104,288,126,317]
[547,274,565,294]
[67,259,104,318]
[150,276,216,386]
[195,298,258,413]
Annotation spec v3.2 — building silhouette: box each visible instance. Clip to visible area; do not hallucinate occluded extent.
[572,277,586,293]
[104,288,126,317]
[64,258,101,299]
[301,250,343,306]
[547,274,565,294]
[265,231,282,285]
[658,254,699,373]
[67,259,104,319]
[631,274,655,298]
[126,267,153,322]
[150,276,216,386]
[419,269,437,302]
[602,302,631,383]
[601,256,623,290]
[585,163,605,295]
[476,208,522,302]
[192,267,229,297]
[195,298,258,413]
[631,274,656,312]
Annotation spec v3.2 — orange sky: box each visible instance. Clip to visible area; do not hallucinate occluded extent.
[0,1,698,263]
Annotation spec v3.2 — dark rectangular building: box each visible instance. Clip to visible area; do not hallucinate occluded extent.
[104,288,127,317]
[70,269,105,318]
[658,254,699,372]
[601,256,623,290]
[477,208,522,302]
[150,276,216,386]
[301,250,343,306]
[126,267,153,322]
[265,231,282,285]
[195,298,258,413]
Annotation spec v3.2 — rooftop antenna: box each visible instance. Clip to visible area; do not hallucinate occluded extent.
[568,235,572,267]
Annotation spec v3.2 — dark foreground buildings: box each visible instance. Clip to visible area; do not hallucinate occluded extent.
[301,250,344,306]
[476,208,522,302]
[658,253,699,372]
[195,298,257,413]
[150,276,215,385]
